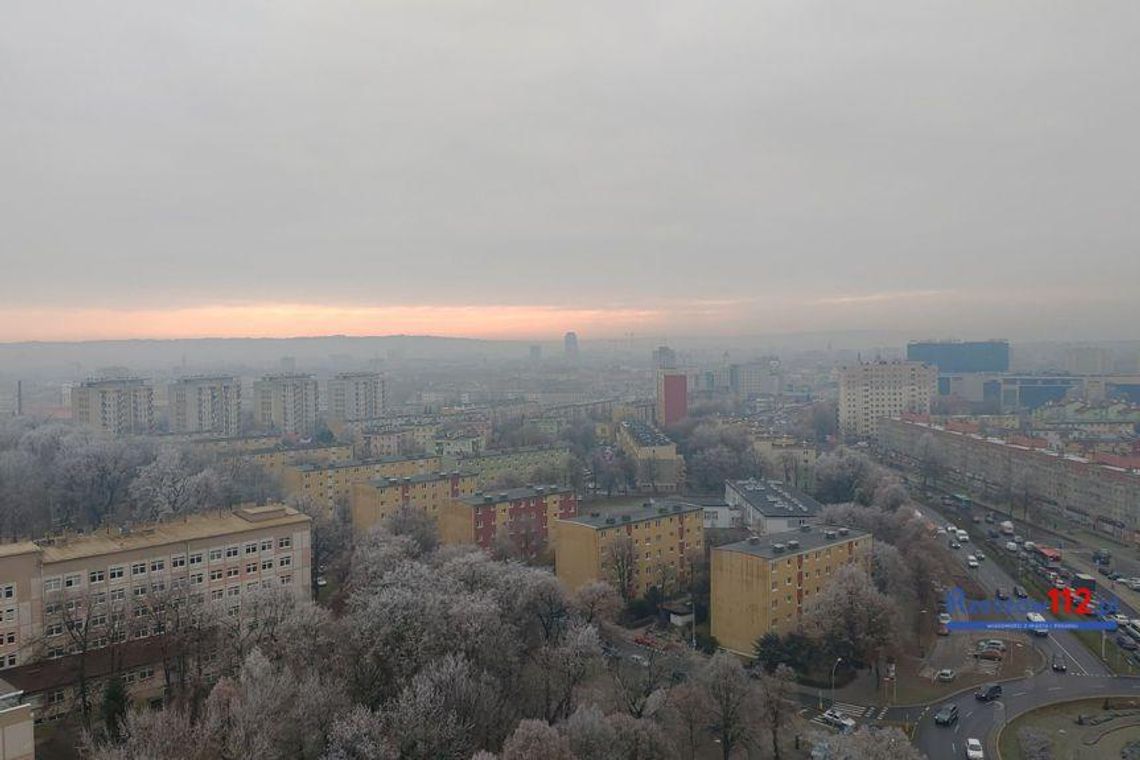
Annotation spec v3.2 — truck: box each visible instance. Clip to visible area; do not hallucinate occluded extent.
[1072,573,1097,594]
[999,520,1015,536]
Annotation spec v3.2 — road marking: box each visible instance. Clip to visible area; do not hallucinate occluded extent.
[1050,636,1089,675]
[965,711,973,719]
[1011,691,1027,697]
[1048,686,1062,691]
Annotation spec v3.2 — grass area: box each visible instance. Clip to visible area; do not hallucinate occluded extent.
[998,697,1140,760]
[894,639,1041,705]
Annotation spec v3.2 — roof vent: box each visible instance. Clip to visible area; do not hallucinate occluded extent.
[787,540,800,549]
[605,517,616,524]
[747,536,760,545]
[621,515,631,522]
[823,530,837,539]
[838,528,850,536]
[773,543,786,553]
[484,495,493,503]
[499,492,508,499]
[658,507,667,514]
[590,512,600,518]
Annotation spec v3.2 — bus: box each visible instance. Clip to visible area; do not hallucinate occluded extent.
[1026,612,1049,637]
[1072,573,1097,594]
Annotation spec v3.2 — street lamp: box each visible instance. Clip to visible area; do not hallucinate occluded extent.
[830,657,844,707]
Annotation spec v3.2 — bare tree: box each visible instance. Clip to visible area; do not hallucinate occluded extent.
[699,652,758,760]
[757,664,799,760]
[801,564,900,683]
[603,535,638,604]
[502,720,576,760]
[816,726,924,759]
[572,581,621,626]
[665,682,711,760]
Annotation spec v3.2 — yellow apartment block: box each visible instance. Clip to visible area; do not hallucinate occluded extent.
[0,505,311,723]
[349,471,479,534]
[234,444,354,475]
[0,690,33,760]
[711,527,872,656]
[556,502,703,598]
[438,486,577,555]
[446,446,571,488]
[281,455,443,514]
[359,424,438,458]
[187,435,282,456]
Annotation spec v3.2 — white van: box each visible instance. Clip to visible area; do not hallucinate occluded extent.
[1026,612,1048,636]
[956,530,970,543]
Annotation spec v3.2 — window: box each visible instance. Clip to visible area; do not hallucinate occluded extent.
[171,555,186,569]
[226,586,240,597]
[109,566,124,580]
[46,623,63,637]
[278,536,292,549]
[0,585,14,599]
[64,574,81,589]
[246,563,258,574]
[211,589,224,600]
[43,578,61,593]
[261,559,273,571]
[190,573,204,586]
[210,569,223,581]
[226,567,239,578]
[4,631,14,644]
[89,570,105,584]
[225,545,239,558]
[244,543,257,555]
[152,581,166,593]
[90,615,106,627]
[45,602,60,615]
[46,690,65,705]
[150,559,165,573]
[209,548,223,562]
[131,563,146,576]
[279,555,291,568]
[2,608,14,623]
[2,654,15,668]
[260,539,273,553]
[133,586,147,597]
[110,588,126,602]
[188,553,203,567]
[280,574,292,585]
[246,582,259,592]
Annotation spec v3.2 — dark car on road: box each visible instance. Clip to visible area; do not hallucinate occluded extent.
[1117,636,1139,651]
[975,683,1002,701]
[1051,656,1067,673]
[995,587,1009,600]
[1013,585,1028,599]
[933,704,959,726]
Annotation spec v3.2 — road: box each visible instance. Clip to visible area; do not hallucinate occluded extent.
[910,500,1140,759]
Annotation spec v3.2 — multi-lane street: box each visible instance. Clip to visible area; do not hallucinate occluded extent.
[911,501,1140,759]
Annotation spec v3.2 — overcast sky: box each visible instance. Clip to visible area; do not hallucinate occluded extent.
[2,1,1138,341]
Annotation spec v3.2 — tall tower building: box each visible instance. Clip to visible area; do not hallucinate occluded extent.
[656,370,688,427]
[564,332,579,362]
[652,346,677,369]
[837,361,937,438]
[71,378,155,435]
[328,371,385,422]
[253,374,319,435]
[168,375,242,437]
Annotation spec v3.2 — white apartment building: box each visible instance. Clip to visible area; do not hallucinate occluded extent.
[328,372,385,422]
[252,374,319,435]
[168,375,242,437]
[837,361,937,438]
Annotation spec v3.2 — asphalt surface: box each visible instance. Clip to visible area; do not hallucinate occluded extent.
[911,500,1140,759]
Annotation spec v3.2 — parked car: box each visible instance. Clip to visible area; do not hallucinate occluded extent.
[629,653,650,667]
[995,588,1009,600]
[950,541,962,550]
[987,529,1000,539]
[933,703,959,726]
[936,623,950,636]
[966,737,985,760]
[1098,565,1112,576]
[1127,578,1140,591]
[1110,572,1126,581]
[1013,535,1024,544]
[976,648,1004,661]
[821,708,856,733]
[978,639,1006,652]
[967,556,979,568]
[975,683,1002,701]
[976,551,985,561]
[1013,585,1028,599]
[936,669,956,682]
[1117,636,1139,651]
[984,513,996,524]
[1005,541,1018,552]
[938,612,952,625]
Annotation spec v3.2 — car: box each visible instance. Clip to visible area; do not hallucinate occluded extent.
[967,556,979,568]
[938,612,952,625]
[950,541,961,550]
[933,703,959,726]
[977,639,1006,653]
[1099,565,1112,576]
[936,623,950,636]
[316,576,328,587]
[995,588,1009,600]
[1013,585,1028,599]
[1112,614,1131,625]
[975,551,985,561]
[821,708,856,732]
[936,669,956,682]
[628,653,650,667]
[976,648,1004,661]
[972,516,982,524]
[1117,636,1139,651]
[1051,656,1067,673]
[1127,579,1140,591]
[1005,541,1018,552]
[1023,541,1036,551]
[1013,535,1024,544]
[966,737,985,759]
[1110,572,1126,581]
[985,513,996,524]
[1054,578,1067,590]
[975,683,1002,701]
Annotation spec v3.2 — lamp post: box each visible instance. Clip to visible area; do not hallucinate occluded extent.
[830,657,844,708]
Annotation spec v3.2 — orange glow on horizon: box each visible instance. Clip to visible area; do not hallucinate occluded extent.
[0,303,668,342]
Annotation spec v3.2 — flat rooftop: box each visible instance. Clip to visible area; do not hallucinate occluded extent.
[366,470,476,487]
[715,525,869,560]
[291,454,440,471]
[727,479,822,518]
[457,485,572,506]
[24,506,309,564]
[562,500,703,528]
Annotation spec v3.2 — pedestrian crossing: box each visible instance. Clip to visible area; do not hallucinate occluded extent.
[807,701,875,728]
